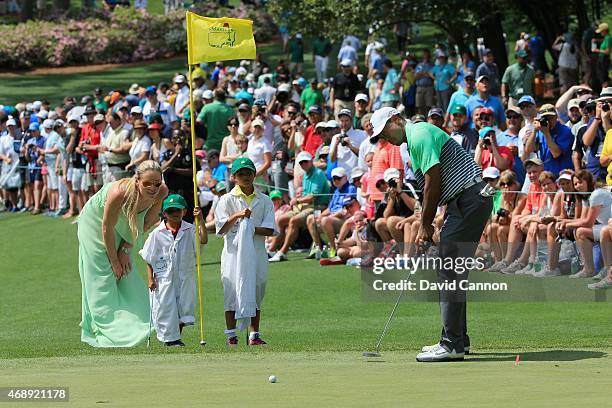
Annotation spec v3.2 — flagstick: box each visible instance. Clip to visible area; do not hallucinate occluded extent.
[186,15,206,346]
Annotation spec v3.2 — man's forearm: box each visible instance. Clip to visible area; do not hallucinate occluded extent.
[422,165,442,228]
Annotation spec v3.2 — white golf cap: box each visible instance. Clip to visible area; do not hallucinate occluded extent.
[338,108,352,118]
[331,167,347,178]
[350,167,366,179]
[482,166,501,180]
[6,118,16,126]
[251,118,265,128]
[278,83,291,93]
[296,33,303,39]
[567,98,581,110]
[37,110,48,119]
[54,119,65,127]
[296,151,313,163]
[32,101,42,110]
[340,58,354,67]
[247,87,255,94]
[355,93,369,103]
[383,167,401,183]
[326,120,339,128]
[203,90,214,99]
[130,106,143,115]
[93,113,105,123]
[42,119,54,129]
[315,121,327,129]
[557,173,572,182]
[370,107,400,143]
[174,74,186,83]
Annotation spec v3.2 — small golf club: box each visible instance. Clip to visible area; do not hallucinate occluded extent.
[147,292,153,349]
[363,241,432,358]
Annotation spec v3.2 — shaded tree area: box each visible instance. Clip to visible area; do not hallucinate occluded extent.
[268,0,607,73]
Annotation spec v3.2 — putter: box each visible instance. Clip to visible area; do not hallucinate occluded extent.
[363,241,432,358]
[147,291,153,348]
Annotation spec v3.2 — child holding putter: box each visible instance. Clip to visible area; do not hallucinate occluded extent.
[139,194,207,347]
[215,158,277,347]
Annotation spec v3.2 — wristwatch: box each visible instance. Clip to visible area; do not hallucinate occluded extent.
[120,246,130,254]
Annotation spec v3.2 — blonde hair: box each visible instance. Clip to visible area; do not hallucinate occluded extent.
[121,160,162,240]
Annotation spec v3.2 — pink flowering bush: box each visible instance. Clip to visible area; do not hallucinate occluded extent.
[0,5,275,69]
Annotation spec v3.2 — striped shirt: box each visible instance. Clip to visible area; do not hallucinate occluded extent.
[406,122,481,206]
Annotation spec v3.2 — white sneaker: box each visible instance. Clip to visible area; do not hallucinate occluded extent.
[533,266,561,278]
[416,344,464,362]
[268,251,287,262]
[587,277,612,290]
[501,260,526,274]
[488,260,509,272]
[516,263,536,275]
[593,267,608,281]
[421,343,470,354]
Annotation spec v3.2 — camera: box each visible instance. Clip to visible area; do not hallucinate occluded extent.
[538,117,549,127]
[496,208,509,218]
[340,135,348,146]
[483,136,491,146]
[603,102,610,112]
[388,179,397,189]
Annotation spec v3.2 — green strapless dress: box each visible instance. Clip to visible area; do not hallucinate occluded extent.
[77,182,150,347]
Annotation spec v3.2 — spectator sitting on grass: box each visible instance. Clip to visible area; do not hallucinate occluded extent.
[306,166,357,260]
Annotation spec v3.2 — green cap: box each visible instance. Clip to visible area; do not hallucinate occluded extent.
[214,181,227,192]
[231,157,256,174]
[450,105,466,115]
[162,194,187,212]
[269,190,283,199]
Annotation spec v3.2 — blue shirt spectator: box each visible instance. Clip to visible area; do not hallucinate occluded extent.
[432,63,455,92]
[415,61,434,87]
[337,44,358,65]
[464,94,505,128]
[328,181,357,213]
[536,121,574,177]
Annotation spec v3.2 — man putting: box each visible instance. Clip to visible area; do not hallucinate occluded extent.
[369,107,493,362]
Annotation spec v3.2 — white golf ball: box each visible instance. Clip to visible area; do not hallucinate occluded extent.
[268,375,277,383]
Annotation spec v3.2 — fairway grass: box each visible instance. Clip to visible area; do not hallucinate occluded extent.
[1,213,611,406]
[1,351,610,407]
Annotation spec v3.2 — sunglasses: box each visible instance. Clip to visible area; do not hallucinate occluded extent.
[142,181,162,189]
[506,114,521,119]
[479,114,492,120]
[499,182,512,187]
[228,123,238,127]
[287,111,297,115]
[332,176,343,181]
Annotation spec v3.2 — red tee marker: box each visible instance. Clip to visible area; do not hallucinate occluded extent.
[515,354,520,366]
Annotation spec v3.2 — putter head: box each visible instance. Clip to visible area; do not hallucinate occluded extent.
[362,351,381,358]
[199,340,207,346]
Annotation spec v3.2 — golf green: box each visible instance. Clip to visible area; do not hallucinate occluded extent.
[1,351,610,407]
[1,214,611,406]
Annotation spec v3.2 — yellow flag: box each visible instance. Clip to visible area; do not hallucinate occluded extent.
[186,12,257,64]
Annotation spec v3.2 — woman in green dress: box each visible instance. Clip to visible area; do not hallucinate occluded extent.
[78,160,168,347]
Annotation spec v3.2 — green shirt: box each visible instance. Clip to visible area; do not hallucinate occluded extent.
[303,167,331,206]
[600,34,611,59]
[312,37,332,57]
[197,101,236,151]
[289,41,304,63]
[492,190,503,215]
[406,122,481,205]
[300,87,324,111]
[501,63,535,99]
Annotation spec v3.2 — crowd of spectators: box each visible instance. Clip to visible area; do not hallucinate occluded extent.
[0,26,611,289]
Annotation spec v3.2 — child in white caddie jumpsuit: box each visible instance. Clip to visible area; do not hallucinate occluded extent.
[215,158,277,347]
[140,194,207,347]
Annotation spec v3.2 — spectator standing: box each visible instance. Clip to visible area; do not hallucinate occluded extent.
[414,49,434,115]
[432,52,455,112]
[476,49,501,95]
[465,75,506,129]
[448,105,479,157]
[196,89,235,151]
[380,60,401,108]
[337,40,358,67]
[501,49,536,108]
[300,79,324,113]
[330,60,361,117]
[445,71,475,125]
[313,36,333,84]
[593,23,610,87]
[289,34,305,75]
[99,112,131,184]
[553,34,579,93]
[330,109,367,175]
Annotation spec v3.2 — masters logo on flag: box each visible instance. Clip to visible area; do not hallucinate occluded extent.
[186,12,256,63]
